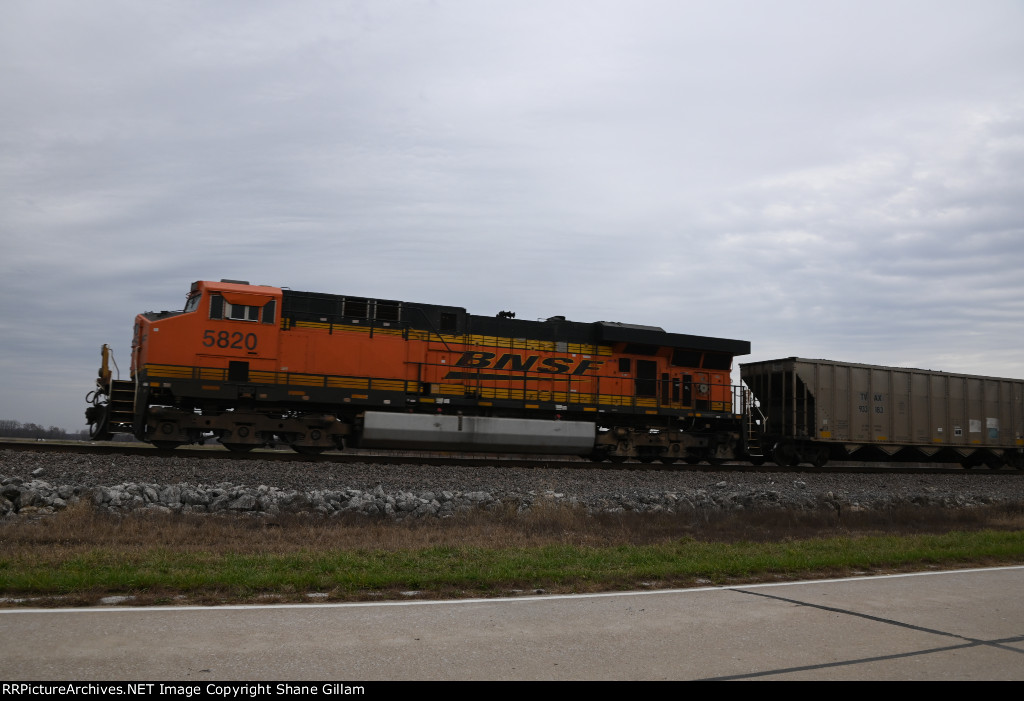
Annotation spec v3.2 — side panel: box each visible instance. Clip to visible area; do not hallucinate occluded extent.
[359,411,596,453]
[929,373,949,445]
[271,322,741,419]
[891,370,911,443]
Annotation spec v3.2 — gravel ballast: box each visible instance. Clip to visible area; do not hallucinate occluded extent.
[2,449,1023,518]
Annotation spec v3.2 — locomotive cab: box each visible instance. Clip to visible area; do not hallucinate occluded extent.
[88,280,288,449]
[132,281,282,385]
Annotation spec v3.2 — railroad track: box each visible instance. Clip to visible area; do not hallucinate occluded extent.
[2,439,1018,475]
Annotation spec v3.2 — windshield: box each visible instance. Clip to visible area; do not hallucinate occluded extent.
[184,292,201,313]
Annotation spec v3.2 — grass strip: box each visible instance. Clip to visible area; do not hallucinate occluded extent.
[2,530,1022,601]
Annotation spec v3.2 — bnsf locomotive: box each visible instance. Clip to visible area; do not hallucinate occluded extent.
[86,279,1024,469]
[85,279,751,463]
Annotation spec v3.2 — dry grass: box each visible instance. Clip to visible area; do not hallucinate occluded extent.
[5,499,1024,556]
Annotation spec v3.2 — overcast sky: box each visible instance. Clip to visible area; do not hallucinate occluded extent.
[2,1,1023,432]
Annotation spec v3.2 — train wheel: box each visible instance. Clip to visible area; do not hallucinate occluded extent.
[658,457,678,464]
[292,446,326,456]
[222,443,256,454]
[773,442,798,467]
[811,447,829,468]
[151,441,182,451]
[588,451,608,463]
[608,455,628,464]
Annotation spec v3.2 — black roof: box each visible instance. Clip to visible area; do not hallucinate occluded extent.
[282,289,750,356]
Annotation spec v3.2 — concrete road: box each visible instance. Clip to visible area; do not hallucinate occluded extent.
[3,566,1023,681]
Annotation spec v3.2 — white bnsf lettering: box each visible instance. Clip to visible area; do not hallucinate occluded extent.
[452,351,604,376]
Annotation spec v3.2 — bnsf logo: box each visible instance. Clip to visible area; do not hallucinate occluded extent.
[450,351,604,376]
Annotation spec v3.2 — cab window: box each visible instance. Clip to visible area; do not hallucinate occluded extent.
[227,303,260,321]
[209,294,259,322]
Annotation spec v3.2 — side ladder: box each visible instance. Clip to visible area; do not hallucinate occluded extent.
[107,379,136,433]
[742,387,767,460]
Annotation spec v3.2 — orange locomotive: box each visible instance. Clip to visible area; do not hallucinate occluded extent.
[86,279,752,462]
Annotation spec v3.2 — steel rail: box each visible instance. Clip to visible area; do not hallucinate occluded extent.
[1,439,1018,475]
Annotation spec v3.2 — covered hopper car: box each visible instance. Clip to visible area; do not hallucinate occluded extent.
[741,358,1024,469]
[86,279,753,462]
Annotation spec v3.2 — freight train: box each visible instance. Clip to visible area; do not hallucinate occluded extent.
[85,279,1024,469]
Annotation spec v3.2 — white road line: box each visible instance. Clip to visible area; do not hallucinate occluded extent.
[3,565,1022,614]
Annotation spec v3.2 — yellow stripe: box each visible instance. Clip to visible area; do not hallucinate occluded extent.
[327,377,369,389]
[372,379,424,393]
[294,320,333,330]
[599,394,633,406]
[145,364,193,378]
[289,321,615,356]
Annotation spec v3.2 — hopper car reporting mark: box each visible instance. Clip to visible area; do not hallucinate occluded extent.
[85,279,1024,469]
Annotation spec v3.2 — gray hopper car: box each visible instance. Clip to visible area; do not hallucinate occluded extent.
[740,357,1024,469]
